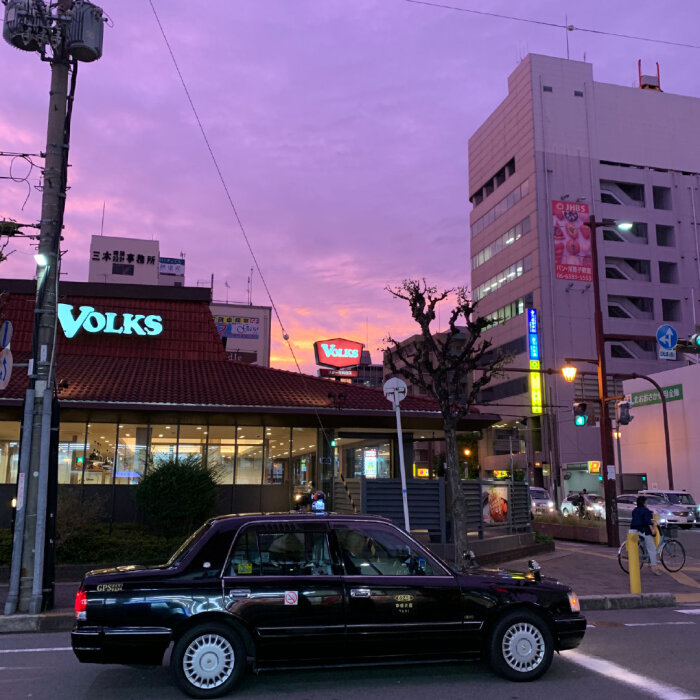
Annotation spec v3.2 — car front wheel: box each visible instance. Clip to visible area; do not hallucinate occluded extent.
[488,610,554,681]
[171,623,246,698]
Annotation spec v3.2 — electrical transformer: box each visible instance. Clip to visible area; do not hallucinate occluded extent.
[2,0,46,52]
[65,0,104,62]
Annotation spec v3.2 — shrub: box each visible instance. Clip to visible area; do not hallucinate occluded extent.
[0,528,12,566]
[135,455,219,537]
[56,489,107,549]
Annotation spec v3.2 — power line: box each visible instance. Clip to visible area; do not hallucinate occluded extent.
[404,0,700,50]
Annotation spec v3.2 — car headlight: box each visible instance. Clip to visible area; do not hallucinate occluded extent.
[547,501,554,508]
[568,591,580,613]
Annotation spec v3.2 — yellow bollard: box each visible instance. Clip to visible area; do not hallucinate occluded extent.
[626,531,642,594]
[652,513,661,549]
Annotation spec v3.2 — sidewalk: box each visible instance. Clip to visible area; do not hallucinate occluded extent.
[497,538,700,610]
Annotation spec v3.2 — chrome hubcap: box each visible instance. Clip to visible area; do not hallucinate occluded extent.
[502,622,545,672]
[183,633,235,690]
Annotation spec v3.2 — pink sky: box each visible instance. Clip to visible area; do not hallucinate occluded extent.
[2,0,699,373]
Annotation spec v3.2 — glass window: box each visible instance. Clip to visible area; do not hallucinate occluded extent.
[151,424,178,465]
[236,426,263,484]
[264,427,290,485]
[0,420,21,484]
[58,421,87,485]
[207,426,235,484]
[335,525,437,576]
[114,424,150,484]
[226,527,332,577]
[178,424,207,461]
[291,427,316,488]
[84,423,117,485]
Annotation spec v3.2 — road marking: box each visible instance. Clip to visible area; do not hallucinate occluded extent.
[664,569,700,589]
[675,608,700,615]
[624,622,695,627]
[0,647,72,654]
[566,650,697,700]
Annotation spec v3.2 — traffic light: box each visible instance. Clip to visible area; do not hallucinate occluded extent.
[330,439,337,447]
[616,400,634,426]
[573,402,588,426]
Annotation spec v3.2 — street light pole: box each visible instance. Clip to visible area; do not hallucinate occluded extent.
[588,216,619,548]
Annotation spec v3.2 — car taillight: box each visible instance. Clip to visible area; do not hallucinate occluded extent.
[568,591,580,613]
[75,589,87,620]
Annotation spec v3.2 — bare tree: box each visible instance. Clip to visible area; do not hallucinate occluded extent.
[384,279,509,566]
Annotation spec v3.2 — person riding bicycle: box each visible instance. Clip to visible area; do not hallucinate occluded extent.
[575,489,588,518]
[630,495,661,576]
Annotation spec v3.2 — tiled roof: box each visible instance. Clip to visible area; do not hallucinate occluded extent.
[3,349,446,415]
[0,283,494,423]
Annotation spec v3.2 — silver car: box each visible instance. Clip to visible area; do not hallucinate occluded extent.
[530,487,555,516]
[561,493,606,520]
[617,493,695,528]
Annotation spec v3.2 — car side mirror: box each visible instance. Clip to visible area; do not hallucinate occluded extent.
[528,559,541,582]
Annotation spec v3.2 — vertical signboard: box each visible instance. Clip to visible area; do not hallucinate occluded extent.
[552,200,593,282]
[527,308,543,415]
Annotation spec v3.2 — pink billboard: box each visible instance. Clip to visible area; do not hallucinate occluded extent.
[552,200,593,282]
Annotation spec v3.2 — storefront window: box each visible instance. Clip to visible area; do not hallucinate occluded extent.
[291,427,316,488]
[207,426,235,484]
[85,423,117,485]
[178,424,207,461]
[58,421,87,484]
[264,427,290,485]
[342,440,392,479]
[114,424,150,484]
[0,420,21,484]
[236,427,263,484]
[151,424,178,466]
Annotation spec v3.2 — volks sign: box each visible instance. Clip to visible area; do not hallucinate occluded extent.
[314,338,364,369]
[58,303,163,338]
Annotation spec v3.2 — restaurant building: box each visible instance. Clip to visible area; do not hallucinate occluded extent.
[0,279,497,526]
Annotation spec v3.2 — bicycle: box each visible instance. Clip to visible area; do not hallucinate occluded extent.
[617,526,686,573]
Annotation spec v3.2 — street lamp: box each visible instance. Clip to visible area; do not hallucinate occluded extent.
[561,365,577,383]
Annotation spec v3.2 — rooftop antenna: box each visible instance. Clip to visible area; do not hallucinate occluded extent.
[100,201,105,235]
[565,15,570,60]
[225,280,230,303]
[248,266,253,305]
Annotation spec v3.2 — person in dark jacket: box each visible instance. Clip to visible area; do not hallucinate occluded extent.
[630,495,661,575]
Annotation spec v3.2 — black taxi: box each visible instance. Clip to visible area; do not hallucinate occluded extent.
[72,512,586,698]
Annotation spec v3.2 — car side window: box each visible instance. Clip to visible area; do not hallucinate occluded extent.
[226,527,332,576]
[172,530,234,580]
[335,525,437,577]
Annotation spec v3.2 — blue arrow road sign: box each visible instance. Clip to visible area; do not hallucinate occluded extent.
[0,320,12,349]
[656,324,678,349]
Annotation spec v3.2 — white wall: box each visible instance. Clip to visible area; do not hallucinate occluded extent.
[621,364,700,495]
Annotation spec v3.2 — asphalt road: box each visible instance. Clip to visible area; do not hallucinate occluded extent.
[1,606,699,700]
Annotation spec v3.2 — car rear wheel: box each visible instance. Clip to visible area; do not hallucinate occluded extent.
[171,623,245,698]
[488,610,553,681]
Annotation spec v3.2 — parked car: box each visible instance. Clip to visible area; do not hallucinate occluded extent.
[72,512,586,698]
[530,487,555,516]
[560,493,606,520]
[638,489,699,528]
[617,493,695,527]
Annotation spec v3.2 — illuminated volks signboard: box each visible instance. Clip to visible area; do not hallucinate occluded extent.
[57,303,163,338]
[527,309,543,414]
[314,338,364,369]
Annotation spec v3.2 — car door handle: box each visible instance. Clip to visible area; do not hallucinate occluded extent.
[350,588,371,598]
[229,588,251,598]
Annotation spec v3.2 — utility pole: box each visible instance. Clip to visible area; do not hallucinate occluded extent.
[3,0,105,615]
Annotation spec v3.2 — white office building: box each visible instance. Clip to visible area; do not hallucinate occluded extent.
[468,54,700,497]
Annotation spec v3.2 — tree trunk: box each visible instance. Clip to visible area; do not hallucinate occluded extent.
[443,419,469,568]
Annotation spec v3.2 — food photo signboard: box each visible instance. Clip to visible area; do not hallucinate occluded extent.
[552,200,593,282]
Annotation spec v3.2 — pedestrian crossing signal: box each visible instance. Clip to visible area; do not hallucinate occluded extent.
[573,402,588,427]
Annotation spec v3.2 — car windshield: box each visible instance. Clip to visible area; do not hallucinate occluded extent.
[645,496,665,506]
[531,489,548,498]
[588,496,604,504]
[666,493,696,505]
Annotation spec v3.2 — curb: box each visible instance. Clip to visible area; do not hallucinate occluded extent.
[0,610,74,634]
[580,592,676,610]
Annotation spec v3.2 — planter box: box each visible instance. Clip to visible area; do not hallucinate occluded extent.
[533,521,607,544]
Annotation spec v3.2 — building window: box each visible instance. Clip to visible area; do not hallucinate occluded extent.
[474,256,532,301]
[659,261,679,284]
[84,423,117,486]
[543,85,553,92]
[653,186,672,210]
[236,427,263,485]
[151,424,178,466]
[656,225,675,247]
[265,427,291,485]
[483,293,533,327]
[471,179,530,237]
[114,424,151,484]
[472,216,530,270]
[291,427,316,488]
[574,90,584,97]
[0,421,21,484]
[469,158,516,206]
[662,299,681,322]
[208,426,236,484]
